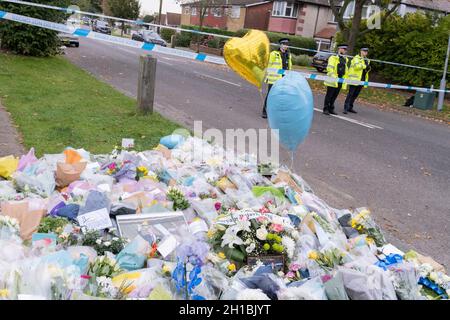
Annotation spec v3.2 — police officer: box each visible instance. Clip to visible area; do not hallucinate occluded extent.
[323,44,349,115]
[343,46,371,114]
[262,38,292,118]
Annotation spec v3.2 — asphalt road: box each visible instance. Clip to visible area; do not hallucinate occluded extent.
[66,38,450,268]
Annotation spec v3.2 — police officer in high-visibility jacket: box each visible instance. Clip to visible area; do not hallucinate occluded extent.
[262,38,292,118]
[343,46,371,114]
[323,44,349,115]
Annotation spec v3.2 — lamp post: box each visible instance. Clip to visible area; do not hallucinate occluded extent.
[437,35,450,112]
[157,0,164,34]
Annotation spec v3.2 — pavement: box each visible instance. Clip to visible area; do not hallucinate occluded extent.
[0,102,24,157]
[65,38,450,269]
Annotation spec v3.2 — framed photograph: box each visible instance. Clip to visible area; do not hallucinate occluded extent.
[247,254,286,272]
[115,211,188,241]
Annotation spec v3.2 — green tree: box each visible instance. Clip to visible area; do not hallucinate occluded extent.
[143,14,155,23]
[104,0,140,36]
[329,0,401,54]
[75,0,102,13]
[356,12,450,87]
[0,0,70,56]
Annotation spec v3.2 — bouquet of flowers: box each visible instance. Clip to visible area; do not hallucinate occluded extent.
[81,229,128,255]
[0,215,21,240]
[166,187,190,211]
[350,208,386,247]
[308,248,345,272]
[88,255,122,278]
[209,214,296,268]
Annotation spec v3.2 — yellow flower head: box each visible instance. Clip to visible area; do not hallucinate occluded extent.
[366,237,375,245]
[308,250,319,260]
[162,264,172,274]
[137,166,148,176]
[0,289,8,298]
[207,229,216,238]
[218,252,226,259]
[228,263,236,272]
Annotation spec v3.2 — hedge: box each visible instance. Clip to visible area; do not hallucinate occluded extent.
[337,12,450,88]
[160,28,176,42]
[0,0,70,56]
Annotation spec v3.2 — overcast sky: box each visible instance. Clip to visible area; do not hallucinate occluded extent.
[140,0,182,15]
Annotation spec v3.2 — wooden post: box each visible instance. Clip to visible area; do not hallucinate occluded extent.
[171,34,176,48]
[137,54,157,114]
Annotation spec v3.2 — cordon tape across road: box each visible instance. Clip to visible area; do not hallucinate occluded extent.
[1,0,449,74]
[0,9,448,95]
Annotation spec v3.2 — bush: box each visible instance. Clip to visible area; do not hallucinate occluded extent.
[175,32,192,47]
[0,0,70,56]
[291,54,313,67]
[160,28,176,42]
[351,12,450,87]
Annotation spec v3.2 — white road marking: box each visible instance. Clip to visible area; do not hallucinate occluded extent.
[313,108,384,130]
[159,61,173,66]
[193,71,241,87]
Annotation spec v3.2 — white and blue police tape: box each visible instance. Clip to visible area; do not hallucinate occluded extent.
[0,10,448,94]
[2,0,448,74]
[268,69,450,94]
[0,10,226,65]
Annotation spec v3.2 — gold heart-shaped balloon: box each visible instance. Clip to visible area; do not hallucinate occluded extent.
[223,30,270,89]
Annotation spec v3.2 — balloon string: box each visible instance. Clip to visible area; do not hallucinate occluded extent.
[290,151,295,170]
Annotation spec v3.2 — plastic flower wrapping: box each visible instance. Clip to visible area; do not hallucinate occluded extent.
[0,135,449,300]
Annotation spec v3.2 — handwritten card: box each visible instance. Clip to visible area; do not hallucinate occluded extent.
[157,235,178,258]
[122,138,135,149]
[77,208,112,231]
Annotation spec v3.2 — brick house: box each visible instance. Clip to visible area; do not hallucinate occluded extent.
[181,0,450,50]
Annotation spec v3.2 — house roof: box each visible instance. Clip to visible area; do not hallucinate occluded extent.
[401,0,450,13]
[301,0,330,6]
[314,26,337,39]
[166,12,181,26]
[181,0,269,7]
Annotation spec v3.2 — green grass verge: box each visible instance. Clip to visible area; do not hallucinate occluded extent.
[0,52,182,156]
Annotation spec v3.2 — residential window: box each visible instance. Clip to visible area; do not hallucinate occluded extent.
[212,7,223,17]
[230,5,240,19]
[343,1,354,19]
[329,8,340,23]
[191,7,197,16]
[184,7,190,15]
[272,1,298,18]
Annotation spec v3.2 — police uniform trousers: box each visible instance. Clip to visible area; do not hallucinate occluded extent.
[324,83,343,113]
[344,85,363,112]
[262,84,274,116]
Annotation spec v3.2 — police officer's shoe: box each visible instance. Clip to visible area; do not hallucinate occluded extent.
[330,111,338,115]
[323,110,330,115]
[343,110,348,114]
[348,110,357,114]
[262,113,267,119]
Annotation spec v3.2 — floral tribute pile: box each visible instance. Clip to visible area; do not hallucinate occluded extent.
[0,135,448,300]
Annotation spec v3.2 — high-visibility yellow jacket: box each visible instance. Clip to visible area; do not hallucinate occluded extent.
[324,54,349,89]
[347,54,371,87]
[265,50,292,84]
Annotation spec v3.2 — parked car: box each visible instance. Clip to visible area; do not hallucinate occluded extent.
[132,30,167,47]
[312,51,332,73]
[58,33,79,47]
[93,20,111,35]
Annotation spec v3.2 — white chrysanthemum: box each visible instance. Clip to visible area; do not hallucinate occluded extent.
[282,236,296,259]
[256,227,268,241]
[95,239,102,245]
[245,242,256,254]
[236,288,270,300]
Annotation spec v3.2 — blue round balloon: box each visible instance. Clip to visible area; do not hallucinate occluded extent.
[267,72,314,151]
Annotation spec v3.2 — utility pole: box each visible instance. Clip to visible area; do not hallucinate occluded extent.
[157,0,164,34]
[437,35,450,112]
